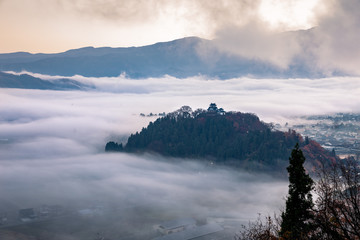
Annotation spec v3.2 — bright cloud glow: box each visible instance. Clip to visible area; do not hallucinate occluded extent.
[0,0,325,53]
[258,0,320,30]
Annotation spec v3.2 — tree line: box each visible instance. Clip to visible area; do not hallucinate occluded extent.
[105,108,332,171]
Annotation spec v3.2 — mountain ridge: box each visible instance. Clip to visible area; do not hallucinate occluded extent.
[0,35,325,79]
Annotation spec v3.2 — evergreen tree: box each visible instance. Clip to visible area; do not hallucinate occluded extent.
[105,141,123,152]
[331,148,336,157]
[280,143,314,239]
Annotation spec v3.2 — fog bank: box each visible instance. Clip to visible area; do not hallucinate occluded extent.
[0,74,358,237]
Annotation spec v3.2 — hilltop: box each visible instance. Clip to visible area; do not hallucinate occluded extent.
[106,104,336,172]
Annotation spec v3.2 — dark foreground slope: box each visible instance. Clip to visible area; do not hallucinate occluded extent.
[106,105,335,171]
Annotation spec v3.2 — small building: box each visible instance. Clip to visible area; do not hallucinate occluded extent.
[39,205,50,217]
[155,218,196,235]
[39,204,63,217]
[78,205,104,218]
[78,208,95,217]
[0,212,8,225]
[218,108,225,115]
[19,208,37,222]
[153,222,224,240]
[207,103,218,112]
[207,103,226,115]
[48,205,64,216]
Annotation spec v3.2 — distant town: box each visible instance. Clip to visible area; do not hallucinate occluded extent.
[140,109,360,159]
[276,113,360,158]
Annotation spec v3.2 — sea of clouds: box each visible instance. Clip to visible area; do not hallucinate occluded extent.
[1,74,359,227]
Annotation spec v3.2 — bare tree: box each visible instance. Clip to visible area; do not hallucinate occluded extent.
[235,214,281,240]
[314,157,360,239]
[236,155,360,240]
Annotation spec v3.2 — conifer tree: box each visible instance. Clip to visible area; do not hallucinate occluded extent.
[280,143,314,239]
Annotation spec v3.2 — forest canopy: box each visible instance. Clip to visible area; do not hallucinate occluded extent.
[106,104,335,171]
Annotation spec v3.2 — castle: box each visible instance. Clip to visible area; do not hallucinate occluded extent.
[207,103,225,115]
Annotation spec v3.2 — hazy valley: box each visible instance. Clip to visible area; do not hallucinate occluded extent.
[1,65,360,238]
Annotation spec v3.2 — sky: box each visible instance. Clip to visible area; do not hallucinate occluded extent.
[0,0,324,53]
[2,0,360,75]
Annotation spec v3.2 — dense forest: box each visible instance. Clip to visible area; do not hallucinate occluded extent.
[106,104,335,171]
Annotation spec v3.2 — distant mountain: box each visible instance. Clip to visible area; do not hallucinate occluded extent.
[0,36,323,79]
[106,104,336,172]
[0,71,86,90]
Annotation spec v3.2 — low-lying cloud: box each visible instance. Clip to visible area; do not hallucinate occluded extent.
[1,74,359,237]
[0,152,286,218]
[6,71,360,121]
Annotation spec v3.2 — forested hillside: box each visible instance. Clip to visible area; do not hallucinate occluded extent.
[106,104,336,171]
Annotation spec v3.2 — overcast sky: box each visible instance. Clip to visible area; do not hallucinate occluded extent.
[0,0,325,53]
[2,0,360,75]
